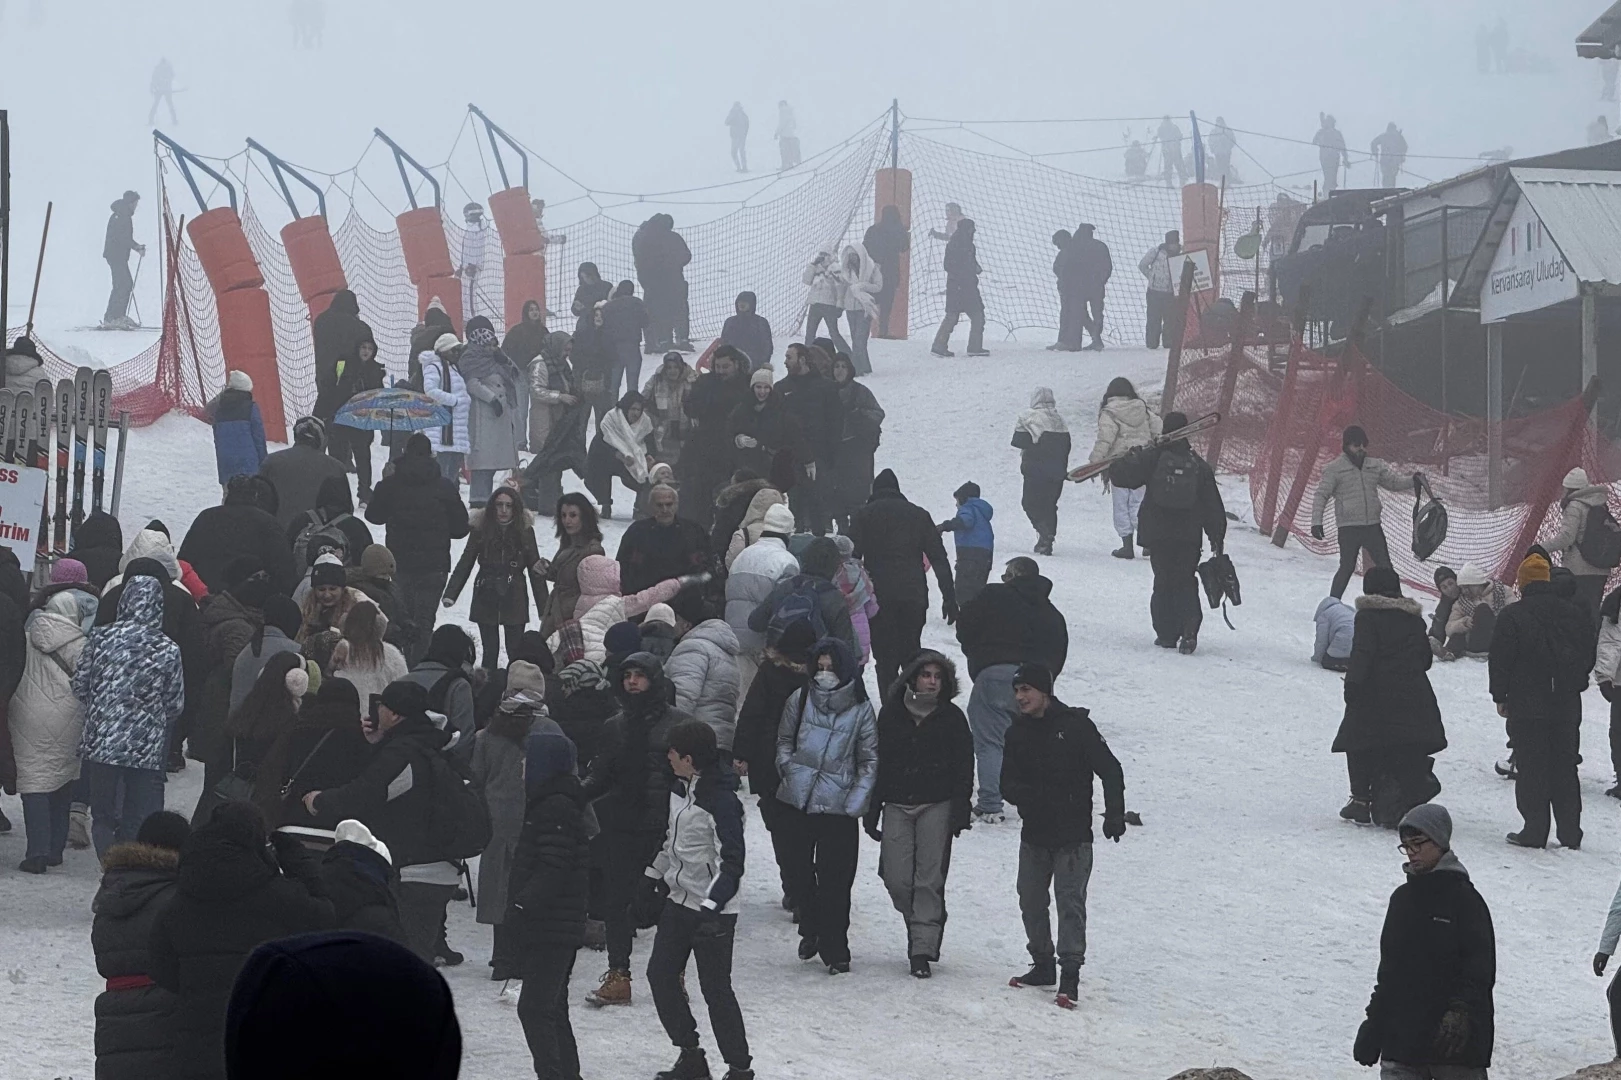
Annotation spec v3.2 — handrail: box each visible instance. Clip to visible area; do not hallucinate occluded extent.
[468,104,530,191]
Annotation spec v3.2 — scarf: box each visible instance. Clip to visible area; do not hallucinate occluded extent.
[599,405,654,484]
[559,659,610,695]
[904,689,937,721]
[457,335,518,406]
[1017,387,1068,439]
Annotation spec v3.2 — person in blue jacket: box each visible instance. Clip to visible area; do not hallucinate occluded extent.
[205,370,267,495]
[939,482,995,606]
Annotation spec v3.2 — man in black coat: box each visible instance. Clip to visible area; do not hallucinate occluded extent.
[930,218,987,357]
[1109,410,1226,654]
[1355,803,1495,1077]
[148,802,334,1080]
[1000,664,1125,1006]
[1065,224,1112,351]
[103,190,145,328]
[0,549,26,809]
[579,653,693,1004]
[1488,553,1595,849]
[775,344,843,534]
[616,484,711,596]
[634,214,693,353]
[849,468,958,695]
[311,290,370,425]
[258,416,350,530]
[863,206,911,338]
[680,347,753,530]
[178,476,299,598]
[718,295,774,372]
[955,556,1068,822]
[366,433,471,666]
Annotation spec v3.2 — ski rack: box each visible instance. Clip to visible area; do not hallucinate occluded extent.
[373,128,441,210]
[153,130,237,213]
[245,138,327,220]
[468,104,530,191]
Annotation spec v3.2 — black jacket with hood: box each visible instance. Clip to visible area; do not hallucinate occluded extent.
[179,488,298,597]
[364,448,471,575]
[1001,698,1125,848]
[719,292,775,370]
[506,771,591,960]
[580,656,691,836]
[73,511,127,590]
[871,651,974,811]
[1334,593,1446,756]
[956,573,1069,679]
[943,220,982,309]
[1109,439,1227,554]
[311,290,371,411]
[308,712,455,866]
[92,841,183,1080]
[849,469,957,612]
[1488,577,1596,720]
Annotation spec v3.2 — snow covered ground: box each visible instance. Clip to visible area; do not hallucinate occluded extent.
[1,335,1616,1080]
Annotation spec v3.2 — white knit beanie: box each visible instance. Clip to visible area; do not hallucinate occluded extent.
[227,370,253,392]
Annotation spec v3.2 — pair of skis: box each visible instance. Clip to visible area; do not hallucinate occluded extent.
[50,368,112,553]
[1065,411,1221,483]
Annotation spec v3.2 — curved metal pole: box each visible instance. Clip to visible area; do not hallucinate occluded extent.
[468,104,530,191]
[373,128,441,209]
[153,131,237,212]
[245,138,328,220]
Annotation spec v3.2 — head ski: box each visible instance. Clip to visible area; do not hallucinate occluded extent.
[92,370,113,513]
[33,379,53,566]
[0,389,14,463]
[70,367,92,533]
[54,377,73,555]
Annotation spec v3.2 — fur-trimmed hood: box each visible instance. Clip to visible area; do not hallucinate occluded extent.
[889,649,960,705]
[714,476,772,510]
[1355,594,1423,616]
[101,841,182,873]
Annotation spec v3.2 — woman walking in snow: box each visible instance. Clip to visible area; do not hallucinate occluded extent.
[1089,377,1161,560]
[537,494,606,640]
[11,590,90,872]
[1011,388,1072,556]
[444,486,547,670]
[458,315,524,503]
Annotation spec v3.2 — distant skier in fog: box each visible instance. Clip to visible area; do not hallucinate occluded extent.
[1124,141,1148,183]
[1371,123,1408,187]
[149,59,177,125]
[290,0,325,48]
[776,101,801,170]
[1591,115,1615,146]
[1156,117,1186,187]
[727,102,749,172]
[1314,114,1348,193]
[1209,117,1237,184]
[103,191,146,330]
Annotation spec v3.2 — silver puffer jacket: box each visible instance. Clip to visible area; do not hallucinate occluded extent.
[775,677,878,817]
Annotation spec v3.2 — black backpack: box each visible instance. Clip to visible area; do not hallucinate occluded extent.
[1411,476,1448,562]
[1578,500,1621,570]
[1149,448,1201,511]
[424,750,492,861]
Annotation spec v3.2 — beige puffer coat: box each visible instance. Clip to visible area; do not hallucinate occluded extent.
[1548,485,1614,578]
[1089,396,1161,464]
[725,487,788,568]
[11,593,89,794]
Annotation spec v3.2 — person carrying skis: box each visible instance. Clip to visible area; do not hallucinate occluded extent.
[1088,377,1160,560]
[1311,425,1421,601]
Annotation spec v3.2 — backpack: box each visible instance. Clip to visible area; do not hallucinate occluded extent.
[1578,499,1621,570]
[1149,448,1201,511]
[294,513,353,577]
[1411,475,1448,562]
[427,667,473,720]
[1537,607,1593,696]
[424,750,492,861]
[767,579,830,644]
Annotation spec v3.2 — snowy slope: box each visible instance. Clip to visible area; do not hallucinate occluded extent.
[1,336,1616,1080]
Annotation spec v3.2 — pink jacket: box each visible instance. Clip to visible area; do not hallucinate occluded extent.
[570,554,683,663]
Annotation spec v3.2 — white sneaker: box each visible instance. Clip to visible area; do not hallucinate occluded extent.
[973,809,1006,825]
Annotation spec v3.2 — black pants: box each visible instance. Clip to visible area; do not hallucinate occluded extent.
[1609,970,1621,1059]
[1079,298,1105,345]
[870,599,927,699]
[1149,544,1203,644]
[931,295,985,354]
[1056,292,1081,349]
[754,792,796,905]
[1575,574,1607,638]
[1145,289,1174,348]
[1346,747,1437,825]
[1021,476,1063,541]
[396,571,447,667]
[789,465,831,536]
[1331,524,1393,600]
[397,881,458,964]
[105,257,135,323]
[954,548,993,607]
[478,622,526,672]
[585,439,644,513]
[1610,694,1621,785]
[648,903,751,1070]
[1509,710,1583,847]
[517,946,578,1080]
[604,831,662,971]
[332,428,375,500]
[776,806,859,966]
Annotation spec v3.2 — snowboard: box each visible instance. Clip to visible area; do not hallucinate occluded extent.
[1066,411,1221,483]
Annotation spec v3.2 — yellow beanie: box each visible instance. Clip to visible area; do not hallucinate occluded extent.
[1516,555,1551,589]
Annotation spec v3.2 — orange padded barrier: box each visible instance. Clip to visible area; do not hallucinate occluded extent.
[1181,183,1222,300]
[397,207,455,282]
[503,253,547,331]
[872,169,912,339]
[281,216,348,305]
[489,187,544,257]
[216,287,286,442]
[188,207,264,295]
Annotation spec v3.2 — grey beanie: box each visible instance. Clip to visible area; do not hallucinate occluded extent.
[1397,803,1453,852]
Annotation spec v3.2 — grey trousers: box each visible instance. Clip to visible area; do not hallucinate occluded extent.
[1017,841,1092,970]
[396,570,448,667]
[1379,1063,1487,1080]
[879,802,954,960]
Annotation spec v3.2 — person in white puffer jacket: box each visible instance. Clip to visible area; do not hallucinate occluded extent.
[12,590,90,872]
[1089,378,1161,560]
[665,596,743,750]
[421,335,472,482]
[724,503,799,698]
[839,243,882,375]
[802,250,851,357]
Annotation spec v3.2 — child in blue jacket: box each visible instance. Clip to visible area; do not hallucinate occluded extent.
[205,370,268,493]
[938,481,995,605]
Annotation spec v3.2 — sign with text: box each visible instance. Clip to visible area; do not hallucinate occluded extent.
[1169,248,1214,294]
[0,465,49,572]
[1482,194,1579,322]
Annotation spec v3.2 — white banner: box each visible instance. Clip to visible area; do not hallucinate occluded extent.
[0,466,50,572]
[1482,195,1579,323]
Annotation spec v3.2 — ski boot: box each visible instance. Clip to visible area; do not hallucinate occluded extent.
[655,1047,711,1080]
[1111,534,1135,559]
[1009,958,1057,989]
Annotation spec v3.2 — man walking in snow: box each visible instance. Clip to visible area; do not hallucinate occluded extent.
[1066,224,1112,351]
[1001,663,1124,1009]
[726,102,749,172]
[1314,114,1348,193]
[1354,804,1495,1078]
[1138,230,1180,350]
[103,191,146,330]
[956,557,1067,824]
[1311,426,1421,600]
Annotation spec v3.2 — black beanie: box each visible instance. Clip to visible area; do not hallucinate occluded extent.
[380,680,430,719]
[135,810,191,853]
[262,595,303,639]
[954,481,981,501]
[1011,663,1054,696]
[310,561,346,589]
[1433,566,1457,587]
[225,931,462,1080]
[1343,425,1368,450]
[1364,566,1402,598]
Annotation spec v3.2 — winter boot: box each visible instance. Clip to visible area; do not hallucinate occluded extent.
[599,502,614,520]
[583,918,607,950]
[827,961,851,975]
[721,1069,756,1080]
[1111,534,1135,559]
[655,1046,711,1080]
[1506,831,1545,849]
[797,935,820,961]
[585,968,632,1006]
[1178,632,1198,655]
[433,944,464,967]
[1056,967,1080,1009]
[1010,958,1057,988]
[1034,535,1054,556]
[967,347,992,357]
[1338,798,1372,824]
[18,856,47,874]
[67,805,90,849]
[910,956,932,979]
[931,348,955,358]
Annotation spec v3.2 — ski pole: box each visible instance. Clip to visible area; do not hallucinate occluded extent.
[128,249,145,327]
[24,201,51,334]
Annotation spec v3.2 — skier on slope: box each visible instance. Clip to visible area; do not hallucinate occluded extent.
[726,102,749,172]
[102,191,146,330]
[1371,123,1408,187]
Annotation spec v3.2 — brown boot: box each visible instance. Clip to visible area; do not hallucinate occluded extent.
[586,968,632,1006]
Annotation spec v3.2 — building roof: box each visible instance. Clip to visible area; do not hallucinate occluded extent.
[1451,168,1621,309]
[1579,1,1621,57]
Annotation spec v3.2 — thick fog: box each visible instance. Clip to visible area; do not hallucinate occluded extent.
[0,0,1608,333]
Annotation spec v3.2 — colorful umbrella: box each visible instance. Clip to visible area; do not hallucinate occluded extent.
[334,387,451,432]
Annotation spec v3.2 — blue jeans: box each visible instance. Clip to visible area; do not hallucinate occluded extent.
[847,308,872,374]
[84,761,166,858]
[967,664,1019,815]
[22,783,74,861]
[437,451,465,484]
[470,469,497,503]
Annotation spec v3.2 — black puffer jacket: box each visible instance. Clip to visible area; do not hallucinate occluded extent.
[580,673,690,835]
[1364,861,1495,1068]
[179,500,298,597]
[92,842,182,1080]
[309,714,453,867]
[1335,594,1446,755]
[311,290,370,411]
[320,840,409,946]
[1488,579,1597,720]
[550,683,616,773]
[507,772,591,962]
[774,370,842,466]
[365,451,471,575]
[731,651,806,800]
[73,512,127,589]
[955,574,1068,679]
[1001,700,1125,848]
[872,652,974,810]
[849,470,956,611]
[617,516,711,596]
[149,827,333,1080]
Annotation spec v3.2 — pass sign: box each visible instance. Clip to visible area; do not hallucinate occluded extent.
[0,466,49,571]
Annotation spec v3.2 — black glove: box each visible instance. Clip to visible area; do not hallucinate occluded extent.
[491,398,504,417]
[1311,523,1325,541]
[1352,1019,1380,1067]
[862,809,883,843]
[632,875,669,930]
[1602,682,1616,704]
[1432,1009,1470,1057]
[1597,951,1611,977]
[1102,813,1126,842]
[942,600,959,626]
[949,797,972,836]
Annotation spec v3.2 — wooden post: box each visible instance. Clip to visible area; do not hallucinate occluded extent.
[1486,321,1504,509]
[1204,290,1257,474]
[1260,288,1312,536]
[1159,260,1198,416]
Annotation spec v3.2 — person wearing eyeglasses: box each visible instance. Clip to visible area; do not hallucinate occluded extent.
[1354,804,1496,1079]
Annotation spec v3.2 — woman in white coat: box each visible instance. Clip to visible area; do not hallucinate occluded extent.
[839,244,882,375]
[422,333,473,484]
[803,250,851,357]
[12,590,90,872]
[1088,377,1161,559]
